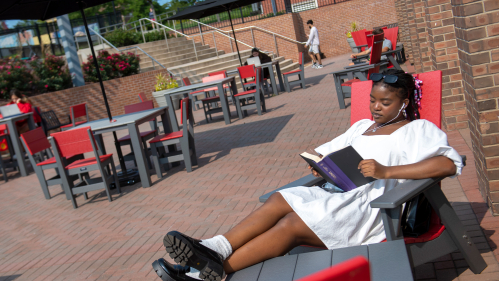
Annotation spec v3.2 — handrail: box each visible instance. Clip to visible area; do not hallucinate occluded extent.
[190,19,306,45]
[80,28,173,75]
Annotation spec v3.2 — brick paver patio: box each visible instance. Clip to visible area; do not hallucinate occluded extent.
[1,54,498,281]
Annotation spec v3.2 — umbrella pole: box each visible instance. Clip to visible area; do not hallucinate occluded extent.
[78,1,113,122]
[227,10,243,66]
[78,1,129,178]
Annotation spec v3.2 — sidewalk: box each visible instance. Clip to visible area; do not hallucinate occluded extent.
[0,54,498,281]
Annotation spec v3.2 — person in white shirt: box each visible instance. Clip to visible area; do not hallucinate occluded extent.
[305,20,323,69]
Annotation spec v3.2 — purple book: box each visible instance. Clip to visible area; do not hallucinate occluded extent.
[300,146,375,192]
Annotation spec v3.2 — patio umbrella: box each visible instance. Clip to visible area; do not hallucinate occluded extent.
[0,0,115,123]
[0,0,139,184]
[167,0,265,66]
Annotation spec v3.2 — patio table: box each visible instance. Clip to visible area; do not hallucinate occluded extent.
[227,60,285,96]
[72,107,173,188]
[162,77,237,130]
[0,113,36,177]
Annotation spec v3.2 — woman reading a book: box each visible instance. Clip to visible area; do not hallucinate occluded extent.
[155,69,463,281]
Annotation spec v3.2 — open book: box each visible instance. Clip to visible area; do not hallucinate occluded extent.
[300,146,375,192]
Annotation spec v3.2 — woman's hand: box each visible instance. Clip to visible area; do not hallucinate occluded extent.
[15,98,21,104]
[358,159,388,179]
[350,54,357,59]
[308,154,323,178]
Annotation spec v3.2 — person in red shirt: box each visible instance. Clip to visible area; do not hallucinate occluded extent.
[6,90,41,134]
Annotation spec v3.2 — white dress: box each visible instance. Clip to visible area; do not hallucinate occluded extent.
[278,119,464,250]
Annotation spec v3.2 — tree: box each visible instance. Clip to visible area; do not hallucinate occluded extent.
[113,0,165,22]
[14,20,41,28]
[164,0,196,13]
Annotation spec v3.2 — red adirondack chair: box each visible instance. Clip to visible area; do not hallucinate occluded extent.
[332,33,387,109]
[296,256,370,281]
[351,29,368,53]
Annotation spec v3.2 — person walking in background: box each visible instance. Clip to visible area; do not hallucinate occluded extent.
[305,20,323,69]
[149,8,156,29]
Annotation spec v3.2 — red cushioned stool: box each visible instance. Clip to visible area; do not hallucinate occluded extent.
[49,126,121,209]
[149,97,197,178]
[60,103,89,131]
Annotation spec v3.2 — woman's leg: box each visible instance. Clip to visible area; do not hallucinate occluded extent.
[223,211,326,273]
[223,192,294,251]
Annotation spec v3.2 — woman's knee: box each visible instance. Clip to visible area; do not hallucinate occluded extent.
[274,212,306,235]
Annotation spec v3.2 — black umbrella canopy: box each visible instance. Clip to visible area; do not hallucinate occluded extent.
[167,0,262,20]
[0,0,112,20]
[167,0,264,66]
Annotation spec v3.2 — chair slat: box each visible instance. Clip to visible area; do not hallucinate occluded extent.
[415,71,442,128]
[331,245,368,266]
[350,80,373,126]
[292,250,332,280]
[51,126,95,157]
[124,100,154,114]
[20,127,50,156]
[238,65,256,80]
[257,254,297,281]
[368,240,413,281]
[71,103,87,119]
[226,263,264,281]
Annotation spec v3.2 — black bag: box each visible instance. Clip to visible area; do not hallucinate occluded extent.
[400,194,432,237]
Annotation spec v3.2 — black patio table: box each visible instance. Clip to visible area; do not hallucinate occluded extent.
[0,113,36,177]
[227,60,285,96]
[72,107,173,188]
[162,77,238,130]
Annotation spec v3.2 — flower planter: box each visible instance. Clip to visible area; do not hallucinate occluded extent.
[347,37,358,53]
[152,88,181,110]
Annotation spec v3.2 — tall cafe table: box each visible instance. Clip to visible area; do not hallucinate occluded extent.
[161,76,237,130]
[0,112,36,177]
[72,107,173,188]
[227,60,285,96]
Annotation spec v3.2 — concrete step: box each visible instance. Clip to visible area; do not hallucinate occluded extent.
[168,49,253,75]
[139,49,225,73]
[137,44,210,60]
[140,48,221,69]
[137,41,204,54]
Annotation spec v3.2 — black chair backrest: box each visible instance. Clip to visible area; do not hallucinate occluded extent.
[38,109,64,135]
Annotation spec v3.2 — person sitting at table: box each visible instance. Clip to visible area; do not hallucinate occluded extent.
[154,69,463,281]
[6,90,41,134]
[244,48,272,80]
[349,28,392,66]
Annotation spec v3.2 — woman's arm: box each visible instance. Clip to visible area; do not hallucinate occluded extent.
[358,156,457,180]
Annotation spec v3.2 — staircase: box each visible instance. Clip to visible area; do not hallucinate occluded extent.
[115,37,224,73]
[168,49,300,93]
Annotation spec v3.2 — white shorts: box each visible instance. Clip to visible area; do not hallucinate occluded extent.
[309,44,320,54]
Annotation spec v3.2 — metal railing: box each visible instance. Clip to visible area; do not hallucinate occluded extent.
[77,27,171,75]
[189,19,306,57]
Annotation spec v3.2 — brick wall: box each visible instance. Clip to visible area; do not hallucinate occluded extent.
[395,0,416,64]
[451,0,499,214]
[188,0,398,62]
[425,0,466,131]
[29,70,167,124]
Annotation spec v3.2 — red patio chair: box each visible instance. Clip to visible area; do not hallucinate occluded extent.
[149,97,197,178]
[117,100,158,169]
[352,27,402,70]
[258,69,486,276]
[183,77,208,111]
[232,67,267,119]
[351,29,368,52]
[60,103,89,131]
[282,52,306,93]
[20,127,83,200]
[296,256,370,281]
[49,126,121,209]
[200,74,232,123]
[0,124,13,182]
[333,33,387,109]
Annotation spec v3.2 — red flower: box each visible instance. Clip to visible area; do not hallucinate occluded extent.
[45,85,48,88]
[7,72,10,75]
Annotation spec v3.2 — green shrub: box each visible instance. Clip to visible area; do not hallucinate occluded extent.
[144,30,173,42]
[30,55,72,93]
[82,50,140,83]
[104,29,143,47]
[0,56,36,99]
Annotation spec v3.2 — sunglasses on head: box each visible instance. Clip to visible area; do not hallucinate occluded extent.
[369,73,398,83]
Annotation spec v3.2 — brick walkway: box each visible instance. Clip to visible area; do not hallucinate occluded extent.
[1,54,498,281]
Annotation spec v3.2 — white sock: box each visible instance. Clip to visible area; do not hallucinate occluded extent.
[186,268,202,280]
[200,235,233,260]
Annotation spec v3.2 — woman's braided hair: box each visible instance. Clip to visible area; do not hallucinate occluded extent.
[372,69,420,121]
